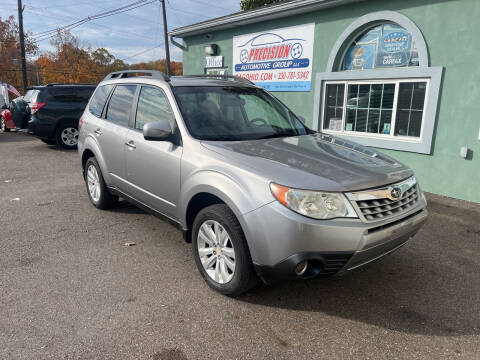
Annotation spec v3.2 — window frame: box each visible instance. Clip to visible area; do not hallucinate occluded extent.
[103,84,138,128]
[313,66,443,155]
[321,77,430,143]
[133,85,177,132]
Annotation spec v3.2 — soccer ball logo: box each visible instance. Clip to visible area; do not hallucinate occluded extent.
[291,43,303,59]
[240,49,249,63]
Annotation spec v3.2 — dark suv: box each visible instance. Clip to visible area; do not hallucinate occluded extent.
[27,84,96,149]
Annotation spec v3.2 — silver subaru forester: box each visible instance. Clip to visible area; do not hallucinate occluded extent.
[78,70,428,295]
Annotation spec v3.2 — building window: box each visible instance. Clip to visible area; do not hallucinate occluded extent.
[322,79,428,141]
[316,11,443,154]
[343,23,418,71]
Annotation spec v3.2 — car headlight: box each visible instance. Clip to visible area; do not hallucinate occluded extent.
[270,183,358,219]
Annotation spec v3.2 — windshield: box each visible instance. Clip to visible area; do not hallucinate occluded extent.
[173,86,309,141]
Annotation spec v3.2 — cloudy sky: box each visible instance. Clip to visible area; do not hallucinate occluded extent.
[3,0,240,63]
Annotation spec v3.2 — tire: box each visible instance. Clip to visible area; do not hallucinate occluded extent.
[84,157,118,209]
[41,138,56,145]
[55,122,79,149]
[192,204,259,296]
[1,117,10,132]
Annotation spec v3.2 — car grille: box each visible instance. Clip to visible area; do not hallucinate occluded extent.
[355,185,419,221]
[346,177,420,223]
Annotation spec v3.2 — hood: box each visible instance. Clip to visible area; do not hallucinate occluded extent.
[202,133,413,192]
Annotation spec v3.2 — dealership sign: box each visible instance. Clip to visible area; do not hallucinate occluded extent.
[233,23,315,92]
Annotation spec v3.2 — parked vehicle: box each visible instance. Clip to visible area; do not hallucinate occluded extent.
[1,104,14,132]
[27,84,96,149]
[0,90,35,132]
[78,70,428,296]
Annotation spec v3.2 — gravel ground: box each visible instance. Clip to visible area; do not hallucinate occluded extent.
[0,132,479,359]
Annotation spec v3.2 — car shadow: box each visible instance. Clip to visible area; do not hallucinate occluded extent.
[0,131,36,143]
[238,250,479,337]
[110,200,147,214]
[238,199,480,337]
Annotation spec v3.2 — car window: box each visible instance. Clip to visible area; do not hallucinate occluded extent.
[173,86,307,141]
[135,86,175,130]
[106,85,136,127]
[89,85,113,117]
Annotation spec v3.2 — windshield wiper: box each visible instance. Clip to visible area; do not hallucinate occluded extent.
[255,132,297,140]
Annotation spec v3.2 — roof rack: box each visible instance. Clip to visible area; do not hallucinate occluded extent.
[45,83,96,87]
[179,74,254,85]
[103,70,170,82]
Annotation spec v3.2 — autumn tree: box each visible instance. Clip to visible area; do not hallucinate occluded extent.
[240,0,282,11]
[0,16,38,92]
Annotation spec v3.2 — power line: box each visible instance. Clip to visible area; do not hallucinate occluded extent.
[25,9,159,43]
[120,45,164,61]
[29,0,158,41]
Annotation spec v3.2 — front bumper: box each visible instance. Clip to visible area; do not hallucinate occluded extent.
[243,198,428,284]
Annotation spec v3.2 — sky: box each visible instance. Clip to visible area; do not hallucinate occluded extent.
[3,0,240,64]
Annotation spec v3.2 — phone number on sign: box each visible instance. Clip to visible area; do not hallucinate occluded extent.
[277,70,310,80]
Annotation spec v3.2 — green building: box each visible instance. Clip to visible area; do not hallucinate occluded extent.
[169,0,480,203]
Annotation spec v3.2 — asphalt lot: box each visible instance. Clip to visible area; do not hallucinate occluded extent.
[1,132,479,359]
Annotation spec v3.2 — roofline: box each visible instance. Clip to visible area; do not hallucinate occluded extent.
[169,0,368,38]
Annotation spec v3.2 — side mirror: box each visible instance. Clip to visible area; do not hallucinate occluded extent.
[143,120,173,141]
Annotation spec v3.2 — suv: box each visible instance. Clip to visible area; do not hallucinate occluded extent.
[78,70,428,296]
[27,84,96,149]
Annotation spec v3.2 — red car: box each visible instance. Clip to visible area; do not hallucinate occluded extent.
[0,106,15,132]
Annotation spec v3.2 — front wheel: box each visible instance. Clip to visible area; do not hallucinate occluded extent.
[1,117,10,132]
[192,204,259,296]
[84,157,118,209]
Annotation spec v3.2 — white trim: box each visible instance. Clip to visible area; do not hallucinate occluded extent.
[321,78,429,143]
[169,0,368,38]
[313,67,443,154]
[326,11,429,71]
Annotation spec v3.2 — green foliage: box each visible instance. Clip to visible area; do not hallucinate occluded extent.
[240,0,283,11]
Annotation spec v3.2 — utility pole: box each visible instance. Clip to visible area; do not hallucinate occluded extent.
[160,0,171,76]
[17,0,28,93]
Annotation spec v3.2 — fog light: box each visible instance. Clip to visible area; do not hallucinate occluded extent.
[295,260,308,276]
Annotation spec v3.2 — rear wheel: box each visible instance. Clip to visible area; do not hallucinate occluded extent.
[192,204,259,296]
[55,122,79,149]
[1,117,10,132]
[84,157,118,209]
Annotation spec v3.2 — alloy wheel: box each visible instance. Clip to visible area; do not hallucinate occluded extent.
[86,164,101,202]
[197,220,236,284]
[61,127,79,146]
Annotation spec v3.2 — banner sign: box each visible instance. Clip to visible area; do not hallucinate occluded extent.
[233,23,315,92]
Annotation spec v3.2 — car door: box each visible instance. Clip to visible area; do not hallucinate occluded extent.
[94,84,137,188]
[123,85,182,219]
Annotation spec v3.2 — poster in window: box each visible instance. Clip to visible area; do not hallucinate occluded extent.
[375,26,412,68]
[343,41,376,70]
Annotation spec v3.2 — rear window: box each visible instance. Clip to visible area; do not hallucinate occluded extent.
[89,85,113,117]
[23,90,37,103]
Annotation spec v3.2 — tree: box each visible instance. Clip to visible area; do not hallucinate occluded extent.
[240,0,282,11]
[0,16,38,92]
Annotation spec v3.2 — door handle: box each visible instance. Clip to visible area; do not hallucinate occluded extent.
[125,140,136,149]
[94,129,102,136]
